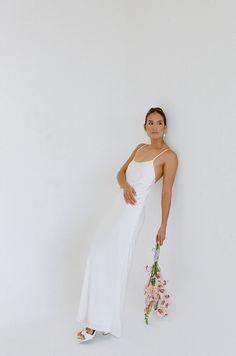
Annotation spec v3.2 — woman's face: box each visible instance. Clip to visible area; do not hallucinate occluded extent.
[145,112,166,139]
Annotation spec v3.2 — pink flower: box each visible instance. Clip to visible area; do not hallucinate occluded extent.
[144,245,171,324]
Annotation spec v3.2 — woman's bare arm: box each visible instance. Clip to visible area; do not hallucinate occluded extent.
[161,151,178,227]
[156,151,178,245]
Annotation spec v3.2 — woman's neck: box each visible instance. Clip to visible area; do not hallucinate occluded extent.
[149,140,167,149]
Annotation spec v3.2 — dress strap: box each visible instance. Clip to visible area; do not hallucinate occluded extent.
[136,144,148,152]
[152,148,170,161]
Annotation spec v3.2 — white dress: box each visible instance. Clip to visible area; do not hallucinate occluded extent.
[76,144,170,337]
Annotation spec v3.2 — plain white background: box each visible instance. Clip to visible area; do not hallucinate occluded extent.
[0,0,235,355]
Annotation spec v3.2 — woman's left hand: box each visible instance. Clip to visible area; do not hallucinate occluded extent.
[156,226,166,246]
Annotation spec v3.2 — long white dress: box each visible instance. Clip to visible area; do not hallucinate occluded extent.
[76,145,170,337]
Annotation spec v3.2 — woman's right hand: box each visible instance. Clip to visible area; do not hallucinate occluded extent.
[122,183,137,205]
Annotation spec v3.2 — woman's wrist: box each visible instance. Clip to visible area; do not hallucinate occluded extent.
[120,182,128,189]
[160,224,167,230]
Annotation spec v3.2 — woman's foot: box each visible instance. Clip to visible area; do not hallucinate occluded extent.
[77,327,95,340]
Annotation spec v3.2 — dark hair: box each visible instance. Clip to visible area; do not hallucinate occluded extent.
[144,107,167,130]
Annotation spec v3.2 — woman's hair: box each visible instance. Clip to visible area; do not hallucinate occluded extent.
[144,107,167,130]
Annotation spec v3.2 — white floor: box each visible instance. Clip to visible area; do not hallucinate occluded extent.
[2,225,234,356]
[1,287,234,356]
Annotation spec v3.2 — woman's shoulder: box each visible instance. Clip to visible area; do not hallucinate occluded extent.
[164,146,178,162]
[152,144,178,161]
[164,145,176,153]
[138,142,147,147]
[134,142,148,150]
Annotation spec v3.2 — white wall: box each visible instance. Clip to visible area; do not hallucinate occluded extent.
[0,1,235,355]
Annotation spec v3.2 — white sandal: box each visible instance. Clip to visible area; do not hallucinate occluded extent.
[77,328,110,343]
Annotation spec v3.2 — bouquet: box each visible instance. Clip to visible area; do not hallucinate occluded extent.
[144,240,171,324]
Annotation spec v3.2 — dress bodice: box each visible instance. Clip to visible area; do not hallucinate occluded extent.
[125,160,156,206]
[125,145,170,206]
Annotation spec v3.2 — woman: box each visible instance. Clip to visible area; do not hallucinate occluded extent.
[76,107,178,342]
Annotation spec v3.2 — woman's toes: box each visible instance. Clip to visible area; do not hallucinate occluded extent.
[86,328,95,335]
[77,331,85,339]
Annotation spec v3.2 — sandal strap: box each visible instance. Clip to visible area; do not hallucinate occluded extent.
[81,328,95,337]
[78,329,86,337]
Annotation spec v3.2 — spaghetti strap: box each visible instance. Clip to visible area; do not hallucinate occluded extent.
[136,143,148,152]
[152,148,170,161]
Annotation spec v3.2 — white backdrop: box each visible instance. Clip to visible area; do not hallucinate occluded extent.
[0,1,235,355]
